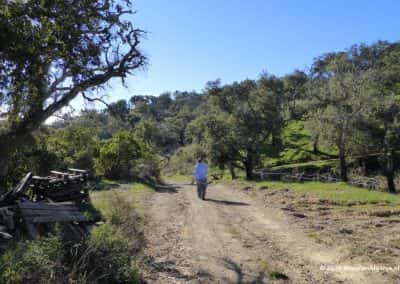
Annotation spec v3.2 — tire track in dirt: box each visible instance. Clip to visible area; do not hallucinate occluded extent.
[142,183,387,283]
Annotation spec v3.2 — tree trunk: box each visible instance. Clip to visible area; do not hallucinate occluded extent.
[0,138,12,188]
[385,149,396,193]
[313,134,319,155]
[362,159,369,176]
[0,129,31,188]
[179,131,185,147]
[339,146,348,182]
[229,163,236,180]
[386,171,396,193]
[337,128,348,182]
[245,164,253,180]
[244,153,254,180]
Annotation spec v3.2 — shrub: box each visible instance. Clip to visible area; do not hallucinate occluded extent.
[90,189,145,253]
[130,156,161,184]
[46,125,100,172]
[70,223,141,284]
[0,236,63,284]
[95,130,150,179]
[0,193,145,284]
[6,133,60,187]
[163,144,206,176]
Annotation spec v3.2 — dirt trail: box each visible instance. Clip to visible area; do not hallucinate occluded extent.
[142,183,387,283]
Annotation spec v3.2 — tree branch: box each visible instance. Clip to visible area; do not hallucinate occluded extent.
[82,93,110,108]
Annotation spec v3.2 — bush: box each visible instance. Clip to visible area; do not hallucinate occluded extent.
[6,132,60,186]
[95,130,157,181]
[90,189,145,253]
[130,156,161,184]
[163,144,206,176]
[0,193,145,284]
[46,125,100,172]
[0,236,63,284]
[72,223,141,284]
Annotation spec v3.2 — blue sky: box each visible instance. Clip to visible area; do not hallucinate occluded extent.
[78,0,400,108]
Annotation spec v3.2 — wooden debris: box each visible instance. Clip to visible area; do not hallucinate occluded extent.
[0,169,94,242]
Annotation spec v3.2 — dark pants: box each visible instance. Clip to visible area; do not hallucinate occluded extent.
[197,178,207,200]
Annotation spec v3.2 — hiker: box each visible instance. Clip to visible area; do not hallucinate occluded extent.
[194,157,208,200]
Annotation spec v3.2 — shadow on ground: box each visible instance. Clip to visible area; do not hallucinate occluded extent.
[155,184,180,193]
[146,258,214,282]
[205,198,250,206]
[222,257,266,284]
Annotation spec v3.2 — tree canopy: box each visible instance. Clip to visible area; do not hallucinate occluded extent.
[0,0,146,183]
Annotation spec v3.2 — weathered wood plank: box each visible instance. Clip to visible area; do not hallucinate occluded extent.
[14,172,33,194]
[18,202,76,210]
[27,215,89,223]
[20,209,82,217]
[50,170,74,177]
[0,173,33,204]
[68,168,88,174]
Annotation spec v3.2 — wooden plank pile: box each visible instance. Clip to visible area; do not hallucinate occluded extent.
[0,169,93,244]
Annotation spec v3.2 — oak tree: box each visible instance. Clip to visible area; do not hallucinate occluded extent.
[0,0,146,183]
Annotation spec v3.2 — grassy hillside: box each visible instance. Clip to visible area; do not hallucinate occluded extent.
[263,121,337,167]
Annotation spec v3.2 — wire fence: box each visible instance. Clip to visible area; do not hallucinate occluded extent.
[253,170,381,190]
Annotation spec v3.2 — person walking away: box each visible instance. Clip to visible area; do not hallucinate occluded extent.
[194,158,208,200]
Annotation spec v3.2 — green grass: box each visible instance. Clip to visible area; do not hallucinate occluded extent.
[129,182,154,194]
[263,121,337,168]
[253,180,400,205]
[90,181,154,216]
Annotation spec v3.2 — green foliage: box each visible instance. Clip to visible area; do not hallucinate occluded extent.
[264,121,336,167]
[308,51,371,180]
[0,226,142,284]
[203,75,285,179]
[6,131,59,185]
[85,223,140,283]
[163,144,206,176]
[46,125,99,172]
[0,182,149,284]
[76,109,131,140]
[95,130,155,180]
[283,70,308,119]
[0,236,63,284]
[129,92,206,154]
[2,35,400,194]
[134,118,180,155]
[270,160,337,172]
[0,0,146,183]
[90,186,147,252]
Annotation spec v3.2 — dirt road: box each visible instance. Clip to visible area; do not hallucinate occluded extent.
[141,182,390,283]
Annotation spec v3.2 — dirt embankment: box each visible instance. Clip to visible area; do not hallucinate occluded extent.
[140,182,399,283]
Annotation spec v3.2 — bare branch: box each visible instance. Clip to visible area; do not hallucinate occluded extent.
[82,93,110,108]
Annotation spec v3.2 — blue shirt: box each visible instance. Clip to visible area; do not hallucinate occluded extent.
[194,162,208,181]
